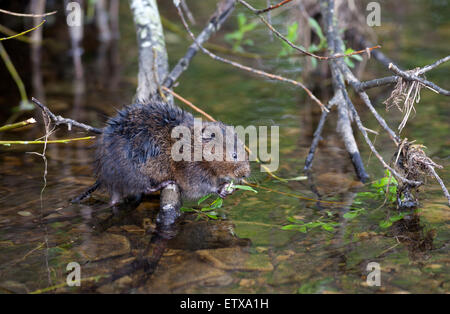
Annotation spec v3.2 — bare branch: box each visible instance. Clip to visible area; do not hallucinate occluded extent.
[0,19,46,41]
[320,0,369,182]
[416,55,450,75]
[162,86,216,122]
[320,0,422,186]
[238,0,380,61]
[337,61,400,144]
[0,136,95,145]
[0,118,36,132]
[304,101,334,172]
[427,166,450,206]
[355,76,399,91]
[180,0,196,24]
[31,97,103,134]
[388,62,450,96]
[0,8,56,18]
[130,0,170,103]
[255,0,294,14]
[174,1,328,112]
[346,29,394,68]
[164,0,235,88]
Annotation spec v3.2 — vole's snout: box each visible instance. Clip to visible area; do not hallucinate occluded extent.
[234,162,251,179]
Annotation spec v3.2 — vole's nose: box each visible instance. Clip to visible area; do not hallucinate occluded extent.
[239,163,251,178]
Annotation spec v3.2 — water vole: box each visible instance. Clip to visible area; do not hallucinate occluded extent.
[73,100,250,205]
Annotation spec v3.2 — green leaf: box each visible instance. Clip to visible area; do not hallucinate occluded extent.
[308,18,325,42]
[287,22,299,42]
[309,44,319,52]
[343,212,358,219]
[389,214,404,222]
[344,48,354,54]
[243,39,254,46]
[181,207,195,212]
[282,225,307,233]
[321,224,335,232]
[287,217,304,224]
[233,185,258,193]
[224,32,242,41]
[198,193,213,205]
[351,54,363,61]
[241,22,257,33]
[308,222,322,228]
[238,13,247,28]
[379,220,393,229]
[210,197,223,209]
[281,224,299,230]
[344,57,355,68]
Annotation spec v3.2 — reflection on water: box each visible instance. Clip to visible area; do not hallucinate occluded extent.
[0,1,448,293]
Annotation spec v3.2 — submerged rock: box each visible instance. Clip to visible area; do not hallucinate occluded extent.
[77,233,131,262]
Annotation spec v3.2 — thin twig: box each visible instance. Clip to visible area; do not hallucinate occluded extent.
[174,2,328,112]
[341,77,421,186]
[355,56,449,91]
[245,182,347,205]
[0,20,46,41]
[337,61,400,145]
[164,0,236,88]
[255,0,294,14]
[37,116,52,286]
[180,0,196,24]
[346,28,394,68]
[427,166,450,207]
[388,63,450,96]
[356,76,399,91]
[0,118,36,132]
[0,136,95,145]
[416,55,450,75]
[0,8,56,18]
[31,97,103,134]
[0,42,28,103]
[320,0,420,186]
[304,100,334,172]
[0,24,36,43]
[239,0,381,61]
[162,86,216,122]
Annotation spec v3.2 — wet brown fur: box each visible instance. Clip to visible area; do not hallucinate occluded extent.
[94,100,250,204]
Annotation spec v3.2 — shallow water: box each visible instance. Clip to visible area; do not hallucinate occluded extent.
[0,1,448,293]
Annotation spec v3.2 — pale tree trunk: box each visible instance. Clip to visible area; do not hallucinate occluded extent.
[129,0,170,104]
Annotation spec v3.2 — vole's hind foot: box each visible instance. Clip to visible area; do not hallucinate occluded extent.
[145,180,176,194]
[70,181,100,203]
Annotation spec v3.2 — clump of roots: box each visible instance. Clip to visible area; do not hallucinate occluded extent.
[393,141,444,209]
[392,214,435,260]
[383,68,424,133]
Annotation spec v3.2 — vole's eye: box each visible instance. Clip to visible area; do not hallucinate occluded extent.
[210,133,215,138]
[232,152,238,160]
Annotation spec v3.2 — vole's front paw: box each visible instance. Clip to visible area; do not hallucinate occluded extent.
[218,183,234,198]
